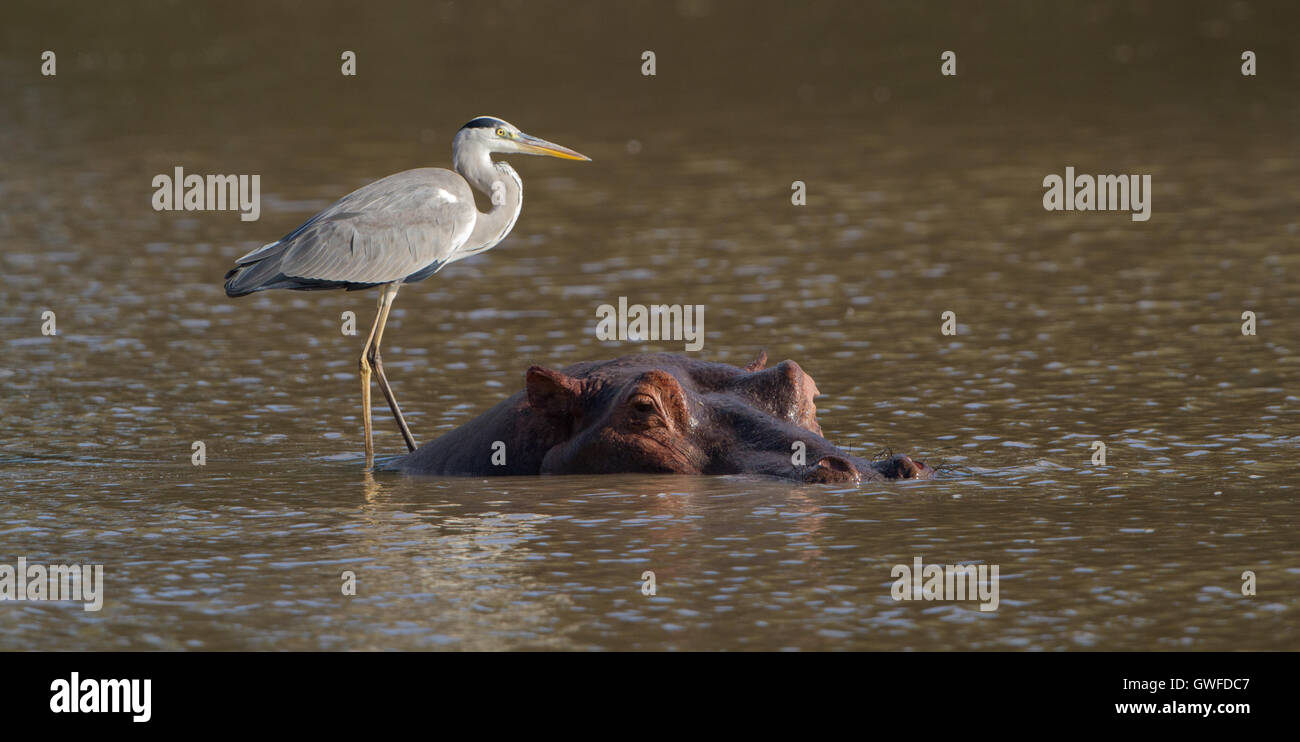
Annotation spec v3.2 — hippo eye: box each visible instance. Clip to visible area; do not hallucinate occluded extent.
[628,395,657,415]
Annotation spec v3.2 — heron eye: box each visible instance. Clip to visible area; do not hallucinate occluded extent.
[496,127,506,137]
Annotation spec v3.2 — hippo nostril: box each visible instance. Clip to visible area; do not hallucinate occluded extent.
[809,455,860,483]
[817,455,854,473]
[893,455,934,480]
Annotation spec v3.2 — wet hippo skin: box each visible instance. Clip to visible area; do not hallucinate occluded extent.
[384,351,934,483]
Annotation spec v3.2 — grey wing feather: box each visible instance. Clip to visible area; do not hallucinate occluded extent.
[225,168,477,295]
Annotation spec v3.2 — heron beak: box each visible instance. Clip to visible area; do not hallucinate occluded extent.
[516,132,591,161]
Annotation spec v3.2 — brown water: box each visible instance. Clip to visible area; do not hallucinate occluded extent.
[1,1,1298,650]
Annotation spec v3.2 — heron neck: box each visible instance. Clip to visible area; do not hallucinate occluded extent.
[454,147,523,257]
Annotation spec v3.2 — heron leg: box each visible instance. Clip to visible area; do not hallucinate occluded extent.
[368,283,417,452]
[358,290,387,467]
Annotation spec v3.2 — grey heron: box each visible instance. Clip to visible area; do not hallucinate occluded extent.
[224,116,589,465]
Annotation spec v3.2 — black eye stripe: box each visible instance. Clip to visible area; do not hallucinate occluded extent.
[462,116,506,130]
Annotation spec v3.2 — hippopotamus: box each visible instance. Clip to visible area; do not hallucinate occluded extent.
[383,352,933,483]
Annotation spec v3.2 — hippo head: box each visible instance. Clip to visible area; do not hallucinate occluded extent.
[523,351,933,483]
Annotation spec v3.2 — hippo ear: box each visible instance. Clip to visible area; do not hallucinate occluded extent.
[729,360,823,436]
[743,349,768,373]
[525,366,582,418]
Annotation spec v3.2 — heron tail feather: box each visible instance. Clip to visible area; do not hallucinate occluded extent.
[224,241,292,296]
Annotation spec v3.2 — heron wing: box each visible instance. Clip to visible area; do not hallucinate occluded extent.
[228,169,477,293]
[280,168,477,283]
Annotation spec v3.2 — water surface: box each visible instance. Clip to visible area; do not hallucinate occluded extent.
[1,0,1297,650]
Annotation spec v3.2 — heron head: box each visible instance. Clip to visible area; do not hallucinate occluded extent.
[456,116,590,161]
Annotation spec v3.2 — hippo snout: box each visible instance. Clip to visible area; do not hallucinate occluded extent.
[804,453,934,483]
